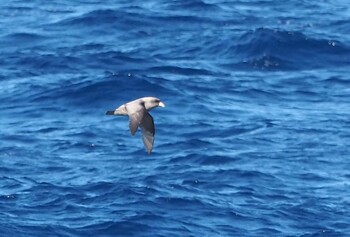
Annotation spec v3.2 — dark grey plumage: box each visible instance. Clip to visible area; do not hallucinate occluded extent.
[106,97,165,154]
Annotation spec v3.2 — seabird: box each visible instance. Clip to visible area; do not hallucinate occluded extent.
[106,97,165,154]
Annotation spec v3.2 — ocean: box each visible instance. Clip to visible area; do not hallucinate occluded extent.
[1,0,350,236]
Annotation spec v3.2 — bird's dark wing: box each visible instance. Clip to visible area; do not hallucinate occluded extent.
[140,112,155,154]
[127,103,146,136]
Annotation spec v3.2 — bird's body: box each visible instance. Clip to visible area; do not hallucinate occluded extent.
[106,97,165,154]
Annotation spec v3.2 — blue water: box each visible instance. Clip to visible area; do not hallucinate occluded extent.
[1,1,350,236]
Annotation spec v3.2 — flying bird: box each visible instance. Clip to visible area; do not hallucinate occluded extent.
[106,97,165,154]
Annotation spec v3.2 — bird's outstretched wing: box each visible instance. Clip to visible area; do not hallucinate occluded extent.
[140,112,155,154]
[127,103,146,136]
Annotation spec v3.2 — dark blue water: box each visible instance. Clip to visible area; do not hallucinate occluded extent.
[1,1,350,236]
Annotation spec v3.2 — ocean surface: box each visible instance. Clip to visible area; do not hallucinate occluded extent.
[1,1,350,236]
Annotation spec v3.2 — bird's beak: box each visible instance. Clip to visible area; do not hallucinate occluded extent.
[159,101,165,107]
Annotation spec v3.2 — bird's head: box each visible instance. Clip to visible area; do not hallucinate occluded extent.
[143,97,165,110]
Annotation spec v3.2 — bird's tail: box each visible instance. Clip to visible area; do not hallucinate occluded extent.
[106,110,115,115]
[106,105,128,116]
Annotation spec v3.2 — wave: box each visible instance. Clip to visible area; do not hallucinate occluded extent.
[0,32,48,51]
[163,0,221,11]
[218,28,350,70]
[54,9,155,30]
[49,7,218,37]
[31,74,169,109]
[77,220,153,236]
[1,32,46,42]
[169,153,236,166]
[148,66,213,76]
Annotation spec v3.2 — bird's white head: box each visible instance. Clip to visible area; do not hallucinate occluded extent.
[142,97,165,110]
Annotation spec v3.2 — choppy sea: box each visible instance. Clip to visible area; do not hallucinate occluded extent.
[1,1,350,236]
